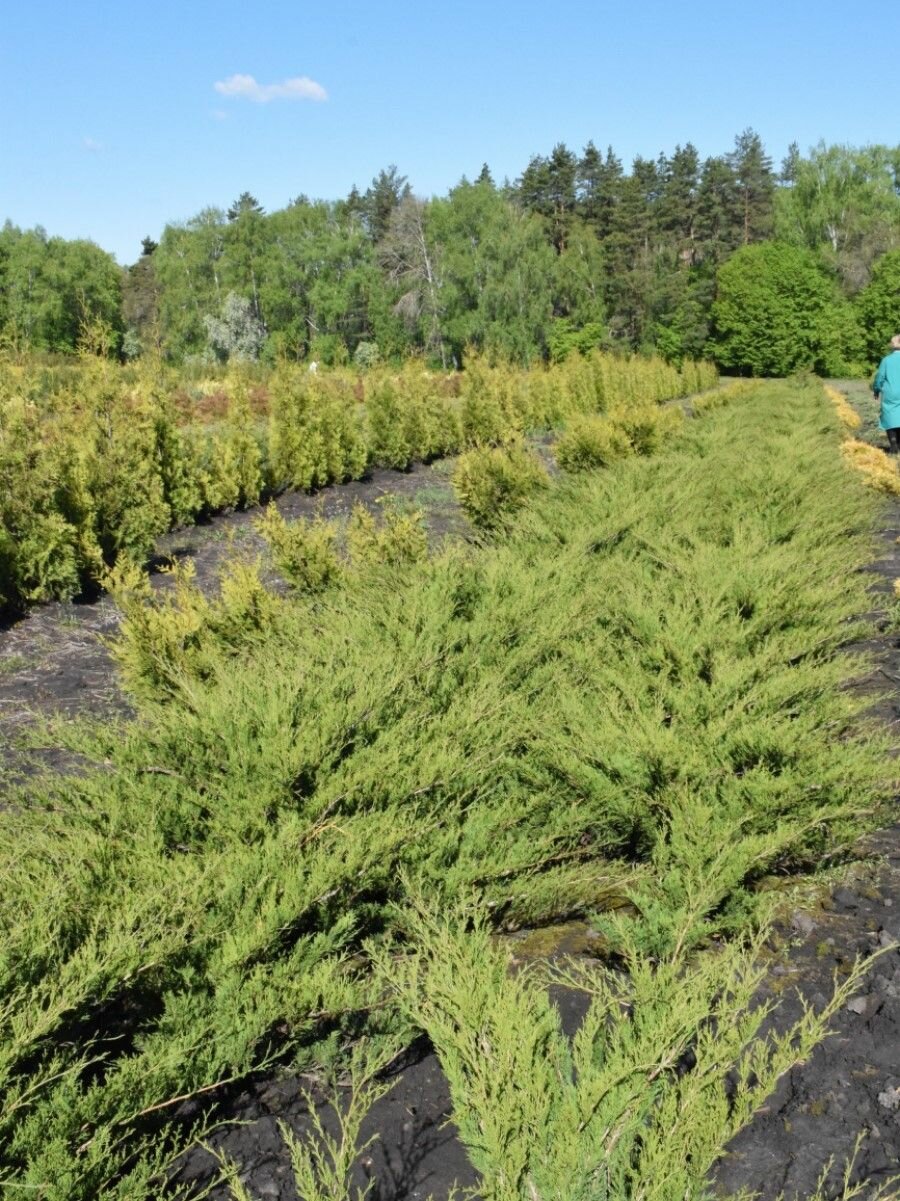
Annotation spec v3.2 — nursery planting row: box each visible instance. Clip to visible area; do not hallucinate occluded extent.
[0,351,716,611]
[0,378,891,1198]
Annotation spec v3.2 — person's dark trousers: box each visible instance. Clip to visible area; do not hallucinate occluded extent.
[888,428,900,454]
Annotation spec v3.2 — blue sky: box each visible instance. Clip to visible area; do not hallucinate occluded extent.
[1,0,895,264]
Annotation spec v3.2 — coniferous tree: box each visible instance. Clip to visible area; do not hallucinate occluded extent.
[576,141,603,225]
[364,166,410,242]
[227,192,265,221]
[518,144,578,252]
[657,144,699,265]
[780,142,801,187]
[695,156,739,265]
[728,128,774,245]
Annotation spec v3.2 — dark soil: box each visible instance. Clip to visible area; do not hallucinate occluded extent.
[6,395,900,1198]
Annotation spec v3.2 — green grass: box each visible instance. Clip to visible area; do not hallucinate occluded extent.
[0,378,894,1198]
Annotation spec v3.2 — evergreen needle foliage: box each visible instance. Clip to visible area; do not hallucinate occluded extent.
[0,378,892,1196]
[376,897,880,1201]
[0,350,713,613]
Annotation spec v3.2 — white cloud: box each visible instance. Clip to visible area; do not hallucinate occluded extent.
[211,109,228,121]
[82,136,104,152]
[213,73,327,103]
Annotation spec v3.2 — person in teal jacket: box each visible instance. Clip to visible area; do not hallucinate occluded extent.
[874,334,900,453]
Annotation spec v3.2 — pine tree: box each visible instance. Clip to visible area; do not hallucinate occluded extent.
[728,128,774,244]
[695,156,739,265]
[657,144,699,265]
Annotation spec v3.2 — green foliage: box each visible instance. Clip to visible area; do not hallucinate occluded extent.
[257,503,342,592]
[379,898,875,1201]
[452,442,549,529]
[775,142,900,294]
[0,223,122,354]
[856,248,900,363]
[712,242,865,375]
[353,340,381,369]
[555,413,633,472]
[8,137,900,371]
[0,382,891,1194]
[547,318,606,363]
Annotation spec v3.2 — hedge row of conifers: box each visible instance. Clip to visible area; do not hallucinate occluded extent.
[0,351,716,613]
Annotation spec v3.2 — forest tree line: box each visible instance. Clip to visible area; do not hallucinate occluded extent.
[3,132,900,374]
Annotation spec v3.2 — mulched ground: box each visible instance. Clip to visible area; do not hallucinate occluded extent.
[5,395,900,1199]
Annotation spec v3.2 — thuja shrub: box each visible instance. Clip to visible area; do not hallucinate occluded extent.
[679,357,720,396]
[1,348,718,614]
[267,368,367,491]
[366,379,417,470]
[257,503,342,593]
[201,382,265,510]
[612,401,685,456]
[453,442,549,529]
[346,500,428,568]
[555,414,633,473]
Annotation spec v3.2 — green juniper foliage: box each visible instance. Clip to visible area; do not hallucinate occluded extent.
[0,379,893,1197]
[375,897,879,1201]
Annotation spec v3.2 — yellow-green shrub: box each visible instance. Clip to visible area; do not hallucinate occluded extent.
[257,504,342,593]
[107,554,283,701]
[316,393,369,483]
[453,442,549,529]
[825,384,862,431]
[691,381,757,415]
[841,438,900,495]
[555,414,634,472]
[202,388,264,510]
[366,379,416,469]
[612,402,685,456]
[13,512,83,603]
[346,500,428,567]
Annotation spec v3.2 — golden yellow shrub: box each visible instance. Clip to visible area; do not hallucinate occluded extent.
[824,385,862,431]
[840,439,900,495]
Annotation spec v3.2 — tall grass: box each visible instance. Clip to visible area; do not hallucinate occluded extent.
[0,379,890,1197]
